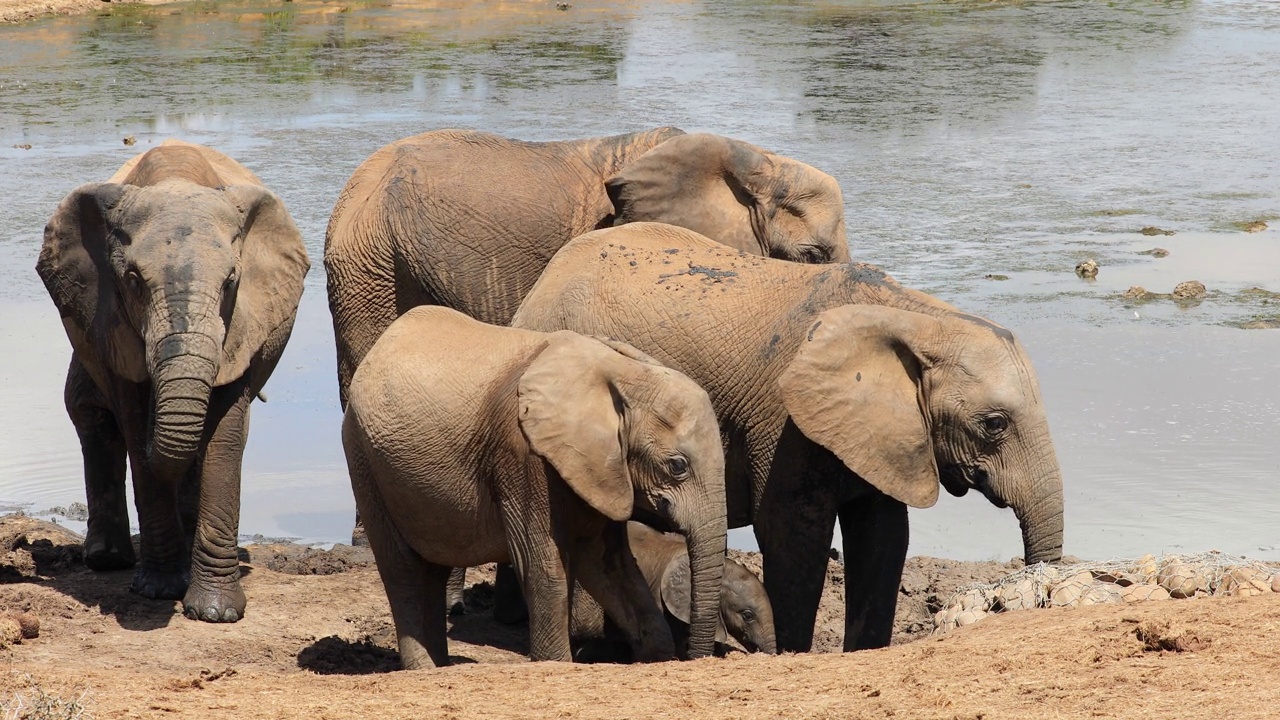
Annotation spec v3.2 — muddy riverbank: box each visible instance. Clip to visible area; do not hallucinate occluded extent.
[4,515,1279,719]
[0,0,175,25]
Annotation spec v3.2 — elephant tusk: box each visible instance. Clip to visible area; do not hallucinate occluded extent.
[255,391,268,403]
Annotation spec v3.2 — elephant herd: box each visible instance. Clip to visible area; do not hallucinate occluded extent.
[35,128,1065,671]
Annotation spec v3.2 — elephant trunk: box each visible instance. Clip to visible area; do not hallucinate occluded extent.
[1007,438,1065,566]
[149,332,219,478]
[682,516,727,659]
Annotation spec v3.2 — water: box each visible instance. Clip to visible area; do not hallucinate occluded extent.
[1,0,1277,561]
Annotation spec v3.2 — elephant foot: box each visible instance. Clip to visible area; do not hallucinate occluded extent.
[84,533,136,572]
[130,564,189,600]
[182,576,247,623]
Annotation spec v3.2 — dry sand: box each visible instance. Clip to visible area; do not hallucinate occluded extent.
[3,515,1278,719]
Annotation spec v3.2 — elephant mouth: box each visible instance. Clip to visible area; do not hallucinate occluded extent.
[940,464,1008,509]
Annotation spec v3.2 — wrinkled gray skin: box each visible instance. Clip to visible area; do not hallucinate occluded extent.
[35,140,310,622]
[513,223,1065,653]
[325,128,849,410]
[342,307,728,667]
[570,521,777,660]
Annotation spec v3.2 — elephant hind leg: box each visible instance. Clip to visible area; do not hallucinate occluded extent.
[446,566,467,616]
[345,431,449,669]
[838,494,908,651]
[64,357,134,572]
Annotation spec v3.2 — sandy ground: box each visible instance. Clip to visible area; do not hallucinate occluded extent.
[3,515,1278,719]
[0,0,175,25]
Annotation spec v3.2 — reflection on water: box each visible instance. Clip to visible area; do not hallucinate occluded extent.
[1,0,1278,559]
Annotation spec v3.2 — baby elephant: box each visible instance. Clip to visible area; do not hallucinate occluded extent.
[571,521,777,660]
[342,306,728,669]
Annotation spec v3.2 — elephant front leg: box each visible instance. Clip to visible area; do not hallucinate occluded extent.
[181,385,252,623]
[446,567,467,616]
[838,493,908,650]
[65,359,134,572]
[572,521,674,663]
[508,539,574,663]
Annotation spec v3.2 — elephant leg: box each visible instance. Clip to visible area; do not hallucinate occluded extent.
[347,439,449,669]
[571,522,674,663]
[446,567,466,616]
[64,358,134,572]
[838,494,908,651]
[109,381,189,600]
[492,562,529,624]
[181,383,252,623]
[507,536,573,663]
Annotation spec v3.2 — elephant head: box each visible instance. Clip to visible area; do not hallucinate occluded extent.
[517,333,728,659]
[660,553,778,655]
[36,146,309,479]
[605,133,850,264]
[777,305,1064,566]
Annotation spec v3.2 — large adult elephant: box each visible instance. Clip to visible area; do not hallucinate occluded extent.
[513,222,1065,652]
[35,140,310,622]
[324,128,849,408]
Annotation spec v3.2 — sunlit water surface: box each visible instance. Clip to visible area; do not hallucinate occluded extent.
[2,0,1278,561]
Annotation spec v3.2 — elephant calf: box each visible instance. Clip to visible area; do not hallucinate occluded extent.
[341,306,728,669]
[570,521,777,660]
[35,140,310,622]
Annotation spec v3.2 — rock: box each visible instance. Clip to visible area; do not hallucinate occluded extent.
[1140,226,1176,236]
[1157,560,1207,598]
[0,617,21,648]
[1122,286,1154,300]
[958,589,991,612]
[123,135,136,146]
[1137,247,1170,258]
[12,143,32,150]
[983,274,1010,281]
[1172,280,1207,300]
[1049,571,1094,607]
[1075,259,1099,279]
[1272,574,1280,593]
[14,613,39,639]
[1132,554,1159,582]
[1218,567,1272,596]
[1077,583,1123,606]
[1242,220,1268,233]
[955,609,987,627]
[1121,584,1171,603]
[996,577,1040,611]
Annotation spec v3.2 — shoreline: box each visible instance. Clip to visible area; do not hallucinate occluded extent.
[0,0,177,25]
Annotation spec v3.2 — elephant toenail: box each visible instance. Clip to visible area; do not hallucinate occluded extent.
[202,607,219,622]
[223,608,239,622]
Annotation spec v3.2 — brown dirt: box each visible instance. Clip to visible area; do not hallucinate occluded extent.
[3,515,1278,719]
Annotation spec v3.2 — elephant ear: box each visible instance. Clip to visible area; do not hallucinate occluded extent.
[36,182,148,382]
[659,553,728,644]
[215,185,310,386]
[518,332,634,522]
[588,336,664,367]
[777,305,941,509]
[605,133,764,255]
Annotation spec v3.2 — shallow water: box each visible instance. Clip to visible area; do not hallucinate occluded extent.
[1,0,1277,561]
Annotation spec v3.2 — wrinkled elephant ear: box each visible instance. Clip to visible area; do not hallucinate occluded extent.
[216,185,310,386]
[659,553,729,644]
[778,305,941,509]
[605,133,764,255]
[518,332,634,522]
[36,182,148,382]
[588,336,664,367]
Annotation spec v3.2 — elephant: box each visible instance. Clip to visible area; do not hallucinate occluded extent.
[324,127,849,410]
[35,140,310,622]
[511,222,1065,653]
[340,305,728,668]
[569,521,777,660]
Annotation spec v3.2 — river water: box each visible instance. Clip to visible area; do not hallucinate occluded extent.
[1,0,1277,562]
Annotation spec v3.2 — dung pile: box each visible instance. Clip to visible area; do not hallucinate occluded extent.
[933,552,1279,634]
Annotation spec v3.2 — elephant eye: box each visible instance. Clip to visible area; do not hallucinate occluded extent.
[666,456,689,477]
[799,245,828,263]
[981,414,1009,436]
[224,268,239,288]
[124,268,144,291]
[741,609,756,623]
